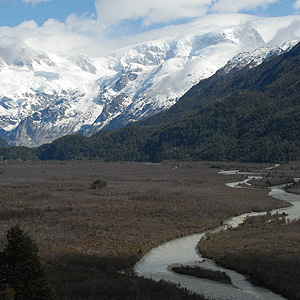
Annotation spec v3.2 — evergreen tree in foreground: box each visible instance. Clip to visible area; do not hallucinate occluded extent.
[0,225,56,300]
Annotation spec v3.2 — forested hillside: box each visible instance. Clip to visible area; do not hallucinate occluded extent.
[1,42,300,163]
[0,137,8,148]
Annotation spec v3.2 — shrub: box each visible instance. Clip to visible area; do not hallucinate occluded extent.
[90,179,107,189]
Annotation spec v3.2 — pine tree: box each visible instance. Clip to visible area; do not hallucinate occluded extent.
[0,225,56,300]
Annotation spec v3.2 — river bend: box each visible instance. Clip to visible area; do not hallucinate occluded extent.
[134,175,300,300]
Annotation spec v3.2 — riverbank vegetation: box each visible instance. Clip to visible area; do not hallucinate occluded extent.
[47,253,205,300]
[199,213,300,300]
[286,180,300,194]
[0,160,290,299]
[249,174,294,188]
[171,265,232,285]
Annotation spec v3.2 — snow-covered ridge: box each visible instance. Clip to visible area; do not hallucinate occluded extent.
[220,40,299,74]
[0,24,298,147]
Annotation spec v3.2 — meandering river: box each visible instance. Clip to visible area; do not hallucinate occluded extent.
[134,173,300,300]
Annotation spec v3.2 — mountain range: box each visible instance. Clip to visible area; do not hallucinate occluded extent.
[0,19,298,147]
[1,40,300,163]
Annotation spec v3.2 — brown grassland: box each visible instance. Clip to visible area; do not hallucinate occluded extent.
[199,215,300,300]
[286,181,300,194]
[0,160,295,299]
[171,265,232,285]
[199,162,300,300]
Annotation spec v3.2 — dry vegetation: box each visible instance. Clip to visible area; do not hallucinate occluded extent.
[199,214,300,300]
[286,181,300,194]
[0,160,291,299]
[249,163,300,188]
[198,162,300,300]
[171,265,232,285]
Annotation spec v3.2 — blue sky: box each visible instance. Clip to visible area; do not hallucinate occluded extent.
[0,0,299,29]
[0,0,97,27]
[256,0,297,16]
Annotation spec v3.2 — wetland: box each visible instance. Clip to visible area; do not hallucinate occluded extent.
[0,160,299,299]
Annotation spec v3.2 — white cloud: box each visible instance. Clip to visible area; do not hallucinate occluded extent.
[95,0,212,28]
[65,13,101,35]
[0,18,107,58]
[0,0,298,60]
[209,0,279,13]
[294,0,300,10]
[94,0,281,28]
[22,0,51,4]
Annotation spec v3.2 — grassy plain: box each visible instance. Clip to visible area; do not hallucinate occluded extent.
[0,161,290,299]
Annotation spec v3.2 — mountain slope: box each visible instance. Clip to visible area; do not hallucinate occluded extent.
[141,41,300,162]
[134,40,298,128]
[0,23,296,147]
[23,41,300,163]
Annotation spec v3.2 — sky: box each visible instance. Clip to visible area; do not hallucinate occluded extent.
[0,0,298,27]
[0,0,299,56]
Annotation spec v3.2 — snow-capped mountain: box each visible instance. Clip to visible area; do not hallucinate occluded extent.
[219,40,299,75]
[0,24,297,146]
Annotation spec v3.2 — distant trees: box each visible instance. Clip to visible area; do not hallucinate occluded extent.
[0,225,56,300]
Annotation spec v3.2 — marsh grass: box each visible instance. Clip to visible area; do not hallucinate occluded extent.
[171,265,232,285]
[199,214,300,300]
[0,160,294,299]
[286,181,300,194]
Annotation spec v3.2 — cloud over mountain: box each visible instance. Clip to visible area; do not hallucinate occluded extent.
[0,0,298,58]
[95,0,282,28]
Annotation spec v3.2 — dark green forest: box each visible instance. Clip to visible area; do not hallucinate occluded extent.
[1,42,300,163]
[0,136,8,149]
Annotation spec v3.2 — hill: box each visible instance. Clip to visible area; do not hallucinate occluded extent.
[1,41,300,163]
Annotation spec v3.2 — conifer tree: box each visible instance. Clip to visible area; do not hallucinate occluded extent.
[0,225,56,300]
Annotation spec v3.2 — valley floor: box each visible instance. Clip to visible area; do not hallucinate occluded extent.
[0,160,297,299]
